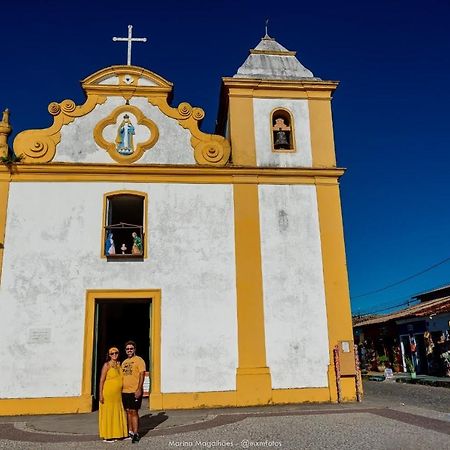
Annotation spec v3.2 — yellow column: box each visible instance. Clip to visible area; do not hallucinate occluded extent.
[0,175,10,284]
[149,292,163,410]
[308,95,336,168]
[233,180,272,405]
[228,90,257,166]
[316,181,356,401]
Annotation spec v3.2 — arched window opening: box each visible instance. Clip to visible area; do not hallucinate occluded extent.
[104,193,145,258]
[272,109,295,152]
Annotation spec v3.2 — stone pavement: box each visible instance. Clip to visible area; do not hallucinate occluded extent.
[0,382,449,449]
[364,371,450,387]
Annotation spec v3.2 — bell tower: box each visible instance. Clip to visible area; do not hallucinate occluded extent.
[217,34,356,403]
[217,33,338,168]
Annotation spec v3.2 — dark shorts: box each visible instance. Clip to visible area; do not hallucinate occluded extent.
[122,392,142,410]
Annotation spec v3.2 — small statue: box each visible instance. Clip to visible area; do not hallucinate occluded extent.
[105,232,116,255]
[131,232,143,255]
[115,114,135,155]
[121,243,127,254]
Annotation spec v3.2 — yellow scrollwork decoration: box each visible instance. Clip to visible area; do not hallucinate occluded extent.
[12,65,231,166]
[148,98,230,167]
[14,95,106,163]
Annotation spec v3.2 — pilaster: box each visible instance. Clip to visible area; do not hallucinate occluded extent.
[233,181,272,405]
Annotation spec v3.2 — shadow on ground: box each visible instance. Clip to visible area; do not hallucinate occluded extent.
[140,411,169,436]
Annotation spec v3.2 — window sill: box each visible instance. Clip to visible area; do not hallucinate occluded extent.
[106,254,144,262]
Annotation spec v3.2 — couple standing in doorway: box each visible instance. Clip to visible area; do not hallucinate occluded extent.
[99,341,146,443]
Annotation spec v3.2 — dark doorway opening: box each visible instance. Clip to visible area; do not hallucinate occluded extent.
[92,299,151,409]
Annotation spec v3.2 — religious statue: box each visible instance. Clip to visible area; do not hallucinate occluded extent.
[131,232,143,255]
[105,232,116,256]
[121,243,127,254]
[115,114,135,155]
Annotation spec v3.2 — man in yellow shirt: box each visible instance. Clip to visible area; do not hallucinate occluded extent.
[121,340,146,443]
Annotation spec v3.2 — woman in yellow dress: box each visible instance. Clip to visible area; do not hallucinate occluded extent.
[99,347,128,442]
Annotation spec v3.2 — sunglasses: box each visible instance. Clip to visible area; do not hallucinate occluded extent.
[109,351,119,355]
[125,347,134,351]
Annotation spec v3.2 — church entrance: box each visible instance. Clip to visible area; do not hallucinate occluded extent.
[92,298,151,408]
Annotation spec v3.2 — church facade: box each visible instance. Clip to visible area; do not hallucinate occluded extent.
[0,35,356,415]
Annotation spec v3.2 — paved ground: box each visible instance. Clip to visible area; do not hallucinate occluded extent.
[0,381,449,449]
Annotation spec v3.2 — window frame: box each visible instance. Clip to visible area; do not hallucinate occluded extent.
[270,107,296,153]
[101,190,148,260]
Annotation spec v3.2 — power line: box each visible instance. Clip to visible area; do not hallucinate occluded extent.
[351,256,450,300]
[353,298,415,317]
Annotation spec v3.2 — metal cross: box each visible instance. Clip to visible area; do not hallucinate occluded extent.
[112,25,147,66]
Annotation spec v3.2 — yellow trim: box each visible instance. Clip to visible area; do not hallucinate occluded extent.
[147,98,231,166]
[223,78,338,97]
[0,164,345,184]
[0,395,92,416]
[93,105,159,164]
[13,95,107,163]
[227,93,257,165]
[158,391,237,410]
[0,178,10,284]
[149,387,331,410]
[308,98,336,167]
[14,65,230,167]
[270,107,296,153]
[101,190,149,259]
[221,77,338,168]
[316,184,356,401]
[0,386,334,415]
[271,387,330,404]
[81,65,173,97]
[233,183,272,405]
[82,289,162,410]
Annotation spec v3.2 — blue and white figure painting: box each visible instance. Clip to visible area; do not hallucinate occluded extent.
[115,114,135,155]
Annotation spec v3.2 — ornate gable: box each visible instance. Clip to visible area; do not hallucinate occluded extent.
[13,66,230,166]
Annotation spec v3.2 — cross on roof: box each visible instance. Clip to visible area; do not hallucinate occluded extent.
[112,25,147,66]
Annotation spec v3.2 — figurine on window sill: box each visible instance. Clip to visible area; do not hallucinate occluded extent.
[105,232,116,256]
[131,232,143,255]
[121,243,127,254]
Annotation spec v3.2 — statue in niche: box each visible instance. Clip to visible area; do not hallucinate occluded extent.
[131,232,143,255]
[121,243,127,254]
[105,232,116,255]
[115,114,135,155]
[273,116,291,150]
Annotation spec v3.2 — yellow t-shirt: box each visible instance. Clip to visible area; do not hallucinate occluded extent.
[121,356,146,393]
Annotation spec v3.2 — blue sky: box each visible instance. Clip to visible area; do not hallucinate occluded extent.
[3,1,450,315]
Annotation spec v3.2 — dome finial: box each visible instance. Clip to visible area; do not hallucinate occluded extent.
[264,18,271,39]
[0,108,12,158]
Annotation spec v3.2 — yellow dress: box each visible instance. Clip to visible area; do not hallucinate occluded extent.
[99,365,128,440]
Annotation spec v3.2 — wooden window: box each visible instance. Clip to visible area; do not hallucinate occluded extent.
[103,192,146,259]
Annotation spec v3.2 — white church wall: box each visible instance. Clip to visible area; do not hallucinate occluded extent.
[253,98,312,167]
[0,182,237,398]
[259,184,329,388]
[54,97,196,165]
